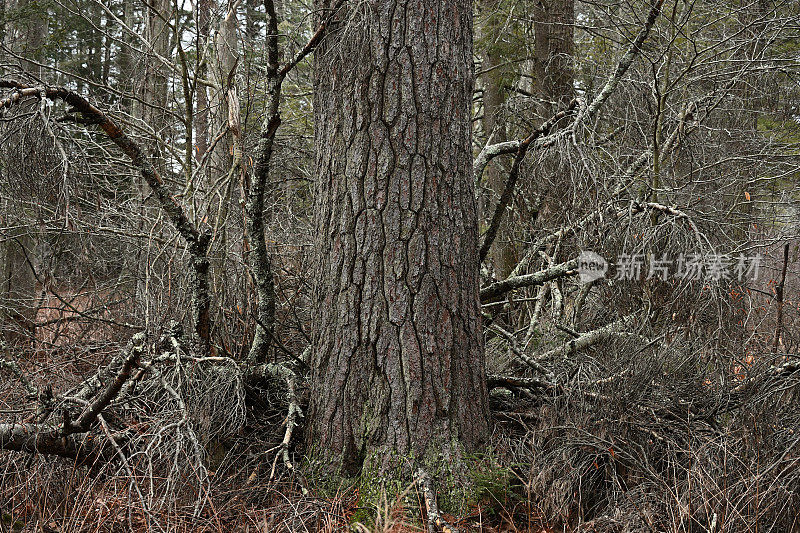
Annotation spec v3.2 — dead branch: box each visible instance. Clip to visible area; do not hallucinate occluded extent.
[474,0,664,193]
[584,0,666,119]
[488,324,555,381]
[536,314,638,362]
[0,333,144,462]
[479,100,578,261]
[481,258,578,302]
[269,367,301,479]
[246,360,304,479]
[487,373,554,391]
[416,468,459,533]
[0,80,212,350]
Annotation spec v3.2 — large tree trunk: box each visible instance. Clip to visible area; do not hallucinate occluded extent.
[308,0,489,476]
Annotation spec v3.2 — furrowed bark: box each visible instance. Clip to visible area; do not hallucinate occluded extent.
[309,0,489,475]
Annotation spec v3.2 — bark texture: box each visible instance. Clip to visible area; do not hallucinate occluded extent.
[309,0,489,475]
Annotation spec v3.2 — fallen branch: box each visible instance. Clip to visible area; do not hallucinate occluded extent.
[636,200,708,249]
[416,468,459,533]
[71,332,147,404]
[584,0,665,120]
[66,334,144,434]
[487,373,554,391]
[475,0,664,193]
[770,356,800,379]
[269,367,301,479]
[0,333,144,462]
[536,314,637,362]
[481,258,578,302]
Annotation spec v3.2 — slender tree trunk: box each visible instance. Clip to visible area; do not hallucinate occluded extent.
[532,0,573,224]
[309,0,489,476]
[133,0,172,333]
[0,223,37,345]
[210,0,237,179]
[1,0,45,343]
[206,0,240,344]
[16,0,47,75]
[244,0,281,365]
[480,1,516,279]
[533,0,574,114]
[144,0,171,144]
[196,0,211,160]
